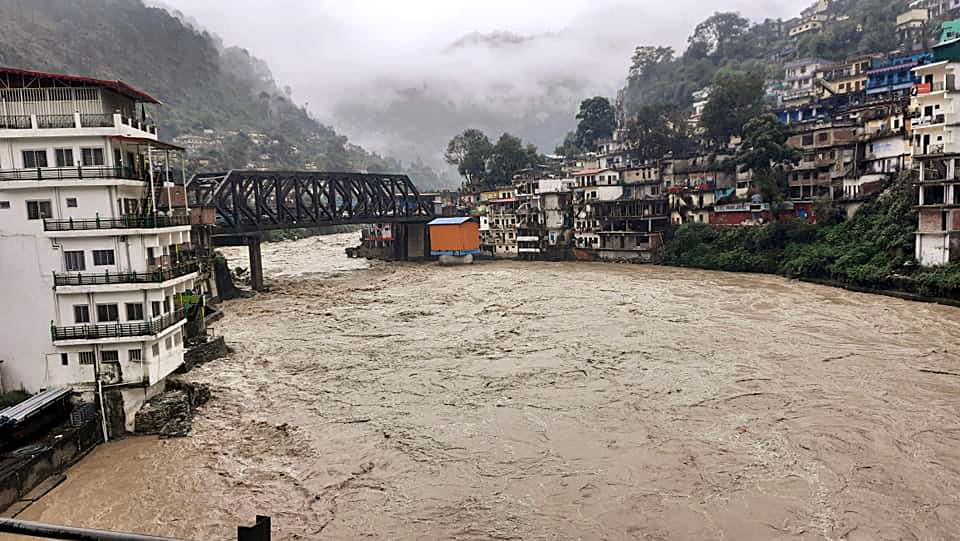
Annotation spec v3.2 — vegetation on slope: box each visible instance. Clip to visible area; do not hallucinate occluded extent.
[663,173,960,298]
[621,0,912,114]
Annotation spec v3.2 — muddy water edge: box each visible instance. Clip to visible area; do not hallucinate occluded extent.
[9,232,960,540]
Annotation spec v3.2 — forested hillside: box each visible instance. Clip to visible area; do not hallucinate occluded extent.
[0,0,448,188]
[622,0,914,114]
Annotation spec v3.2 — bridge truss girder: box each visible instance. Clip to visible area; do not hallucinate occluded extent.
[186,170,434,234]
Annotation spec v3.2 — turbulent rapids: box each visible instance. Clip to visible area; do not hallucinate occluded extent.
[10,232,960,540]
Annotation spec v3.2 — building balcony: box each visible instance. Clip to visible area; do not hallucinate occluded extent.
[51,307,187,342]
[0,164,148,183]
[53,260,198,287]
[911,114,947,128]
[0,112,157,134]
[44,214,190,232]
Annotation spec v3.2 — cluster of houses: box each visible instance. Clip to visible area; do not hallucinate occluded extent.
[423,8,960,267]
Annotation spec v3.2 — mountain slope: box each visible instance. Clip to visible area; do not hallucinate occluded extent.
[0,0,449,187]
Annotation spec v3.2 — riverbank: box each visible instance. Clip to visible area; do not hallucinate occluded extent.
[11,235,960,539]
[661,176,960,302]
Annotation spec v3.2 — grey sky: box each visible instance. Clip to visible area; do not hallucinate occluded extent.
[158,0,808,175]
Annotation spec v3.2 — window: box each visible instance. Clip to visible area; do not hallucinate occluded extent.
[64,251,86,271]
[174,332,181,346]
[22,150,48,168]
[61,353,69,366]
[151,301,161,317]
[0,201,9,209]
[802,134,814,146]
[55,148,74,168]
[81,147,105,166]
[79,351,96,365]
[96,304,119,322]
[163,298,170,313]
[101,350,119,362]
[66,197,77,208]
[128,349,142,362]
[165,336,173,349]
[74,305,90,323]
[26,200,53,220]
[93,249,115,266]
[152,343,160,356]
[126,303,144,321]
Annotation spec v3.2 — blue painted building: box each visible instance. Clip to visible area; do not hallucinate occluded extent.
[865,51,933,96]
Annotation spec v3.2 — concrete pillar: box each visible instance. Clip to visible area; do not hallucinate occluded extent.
[247,236,264,291]
[406,223,426,260]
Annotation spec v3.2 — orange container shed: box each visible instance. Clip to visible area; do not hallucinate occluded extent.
[428,217,480,256]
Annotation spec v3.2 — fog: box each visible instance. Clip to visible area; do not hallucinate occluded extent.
[159,0,807,182]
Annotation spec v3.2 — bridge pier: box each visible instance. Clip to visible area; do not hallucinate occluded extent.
[392,223,428,261]
[247,236,264,291]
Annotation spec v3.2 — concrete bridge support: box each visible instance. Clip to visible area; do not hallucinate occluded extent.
[247,236,264,291]
[392,223,428,261]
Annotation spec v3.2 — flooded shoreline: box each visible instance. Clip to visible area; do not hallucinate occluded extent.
[10,233,960,540]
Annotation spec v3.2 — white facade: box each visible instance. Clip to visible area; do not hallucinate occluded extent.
[0,70,197,429]
[912,62,960,156]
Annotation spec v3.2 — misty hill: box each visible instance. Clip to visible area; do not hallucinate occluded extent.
[0,0,449,188]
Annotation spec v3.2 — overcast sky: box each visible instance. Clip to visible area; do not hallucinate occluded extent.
[158,0,808,175]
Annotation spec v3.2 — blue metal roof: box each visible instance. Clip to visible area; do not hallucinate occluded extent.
[428,217,473,225]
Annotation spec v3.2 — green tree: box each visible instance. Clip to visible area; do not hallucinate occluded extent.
[487,133,538,186]
[701,72,765,148]
[735,114,801,203]
[623,103,694,161]
[445,128,493,187]
[574,96,616,150]
[554,131,580,157]
[689,12,751,59]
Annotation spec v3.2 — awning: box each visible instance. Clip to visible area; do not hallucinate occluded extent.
[111,136,184,151]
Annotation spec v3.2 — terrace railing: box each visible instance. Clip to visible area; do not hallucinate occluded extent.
[44,214,190,231]
[0,115,31,129]
[36,114,75,129]
[53,261,199,287]
[80,113,115,127]
[0,164,147,182]
[51,308,188,341]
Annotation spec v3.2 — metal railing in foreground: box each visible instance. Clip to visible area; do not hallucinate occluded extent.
[0,515,271,540]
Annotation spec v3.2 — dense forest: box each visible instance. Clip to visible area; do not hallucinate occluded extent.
[0,0,449,188]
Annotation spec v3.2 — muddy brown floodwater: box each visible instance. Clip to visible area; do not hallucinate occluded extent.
[10,232,960,540]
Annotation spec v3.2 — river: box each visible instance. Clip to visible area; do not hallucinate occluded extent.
[9,232,960,540]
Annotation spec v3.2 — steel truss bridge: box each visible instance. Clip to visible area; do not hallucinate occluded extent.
[186,170,433,234]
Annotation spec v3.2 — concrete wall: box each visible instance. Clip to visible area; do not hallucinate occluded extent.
[0,416,102,513]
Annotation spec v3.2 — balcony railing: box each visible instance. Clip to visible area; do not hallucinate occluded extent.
[0,115,31,129]
[911,114,946,127]
[44,214,191,231]
[52,307,188,341]
[36,114,76,129]
[0,112,157,133]
[0,164,146,182]
[53,260,199,287]
[80,113,114,127]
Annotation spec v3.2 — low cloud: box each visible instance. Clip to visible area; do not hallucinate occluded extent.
[158,0,806,177]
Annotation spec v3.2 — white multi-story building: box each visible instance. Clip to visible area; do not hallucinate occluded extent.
[0,68,198,430]
[911,47,960,265]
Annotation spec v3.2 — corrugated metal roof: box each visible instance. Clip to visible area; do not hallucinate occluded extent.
[428,217,473,225]
[0,387,72,428]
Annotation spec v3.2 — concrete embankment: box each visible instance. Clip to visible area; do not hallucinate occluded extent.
[0,415,101,516]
